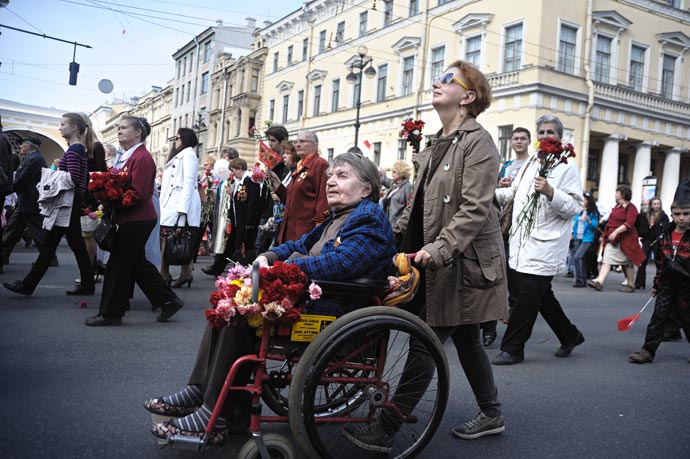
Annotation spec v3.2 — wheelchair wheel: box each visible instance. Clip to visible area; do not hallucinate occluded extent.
[262,341,374,418]
[289,307,449,459]
[238,433,295,459]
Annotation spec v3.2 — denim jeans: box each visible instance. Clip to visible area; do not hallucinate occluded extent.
[573,240,592,284]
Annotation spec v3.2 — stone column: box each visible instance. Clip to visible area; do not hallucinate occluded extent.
[660,148,682,214]
[630,142,653,208]
[597,135,624,211]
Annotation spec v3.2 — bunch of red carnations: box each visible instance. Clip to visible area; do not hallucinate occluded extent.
[400,118,426,153]
[88,167,136,207]
[205,262,322,335]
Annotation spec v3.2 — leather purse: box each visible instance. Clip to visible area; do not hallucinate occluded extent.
[164,216,195,265]
[94,213,117,251]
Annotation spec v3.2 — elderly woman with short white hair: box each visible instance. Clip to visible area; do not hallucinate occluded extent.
[381,161,412,227]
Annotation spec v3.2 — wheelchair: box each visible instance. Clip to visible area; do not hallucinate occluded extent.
[163,261,449,459]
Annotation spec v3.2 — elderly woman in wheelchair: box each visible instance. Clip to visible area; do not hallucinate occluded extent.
[145,152,398,445]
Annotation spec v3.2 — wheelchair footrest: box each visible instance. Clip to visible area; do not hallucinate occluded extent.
[167,434,204,450]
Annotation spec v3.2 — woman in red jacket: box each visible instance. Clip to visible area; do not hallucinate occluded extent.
[85,116,183,326]
[587,184,646,293]
[271,130,329,244]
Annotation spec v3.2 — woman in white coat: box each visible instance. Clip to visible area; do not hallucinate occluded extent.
[159,128,202,288]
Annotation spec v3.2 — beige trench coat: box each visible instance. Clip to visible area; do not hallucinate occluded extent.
[395,117,508,327]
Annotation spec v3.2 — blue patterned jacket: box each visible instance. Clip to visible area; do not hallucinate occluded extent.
[270,199,395,315]
[272,198,396,281]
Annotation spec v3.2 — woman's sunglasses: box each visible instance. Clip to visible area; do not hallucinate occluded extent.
[434,73,470,91]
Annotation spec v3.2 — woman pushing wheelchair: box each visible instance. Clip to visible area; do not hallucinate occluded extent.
[145,152,397,444]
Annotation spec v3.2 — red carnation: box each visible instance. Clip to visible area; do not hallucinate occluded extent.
[209,290,222,307]
[205,308,227,329]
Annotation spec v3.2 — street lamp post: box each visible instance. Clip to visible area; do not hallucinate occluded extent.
[192,112,206,156]
[346,45,376,149]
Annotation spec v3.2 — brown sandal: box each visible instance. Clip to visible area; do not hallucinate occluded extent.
[587,280,603,291]
[151,421,227,446]
[144,398,198,417]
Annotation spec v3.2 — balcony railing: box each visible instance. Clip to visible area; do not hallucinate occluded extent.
[486,71,520,89]
[594,82,690,117]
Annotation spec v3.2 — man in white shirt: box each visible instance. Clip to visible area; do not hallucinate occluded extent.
[493,115,585,365]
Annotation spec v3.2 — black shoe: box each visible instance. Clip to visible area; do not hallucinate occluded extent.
[201,266,221,277]
[3,280,33,296]
[565,272,574,278]
[452,412,505,440]
[555,331,585,357]
[483,331,497,347]
[85,315,122,327]
[66,284,95,296]
[572,281,586,288]
[50,257,59,267]
[342,419,393,453]
[157,297,184,322]
[492,351,524,365]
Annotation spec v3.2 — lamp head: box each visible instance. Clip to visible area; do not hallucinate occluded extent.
[346,68,358,83]
[356,45,368,57]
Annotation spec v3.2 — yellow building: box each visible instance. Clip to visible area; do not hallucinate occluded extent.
[258,0,690,211]
[94,86,174,167]
[206,44,268,159]
[171,19,256,158]
[0,98,68,165]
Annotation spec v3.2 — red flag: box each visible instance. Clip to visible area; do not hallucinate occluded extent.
[617,296,654,332]
[363,139,371,149]
[617,313,641,331]
[258,140,281,169]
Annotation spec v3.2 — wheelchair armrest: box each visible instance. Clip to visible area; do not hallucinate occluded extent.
[312,277,387,298]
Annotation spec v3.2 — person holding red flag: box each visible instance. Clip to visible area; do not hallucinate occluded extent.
[628,198,690,364]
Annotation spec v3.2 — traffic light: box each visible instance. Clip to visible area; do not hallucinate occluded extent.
[69,61,79,86]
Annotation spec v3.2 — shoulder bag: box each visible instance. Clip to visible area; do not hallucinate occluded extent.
[164,215,195,265]
[94,212,117,251]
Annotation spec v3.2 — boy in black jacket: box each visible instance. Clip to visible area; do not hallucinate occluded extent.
[629,198,690,364]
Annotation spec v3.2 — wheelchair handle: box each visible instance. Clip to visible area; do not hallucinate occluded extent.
[251,260,261,303]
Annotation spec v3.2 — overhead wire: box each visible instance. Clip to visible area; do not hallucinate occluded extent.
[4,1,678,107]
[101,0,157,63]
[4,6,45,34]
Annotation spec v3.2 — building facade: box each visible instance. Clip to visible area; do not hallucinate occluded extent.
[206,43,268,158]
[171,19,255,157]
[258,0,690,211]
[95,85,173,167]
[0,99,67,165]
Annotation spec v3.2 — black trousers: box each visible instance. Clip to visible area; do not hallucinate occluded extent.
[1,211,47,262]
[22,199,93,292]
[642,287,690,357]
[99,219,176,318]
[634,241,652,289]
[381,324,501,435]
[500,271,580,356]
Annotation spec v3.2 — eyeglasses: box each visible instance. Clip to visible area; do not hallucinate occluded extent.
[672,211,690,216]
[175,136,181,140]
[434,72,470,91]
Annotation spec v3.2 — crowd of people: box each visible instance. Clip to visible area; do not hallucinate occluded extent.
[0,57,688,453]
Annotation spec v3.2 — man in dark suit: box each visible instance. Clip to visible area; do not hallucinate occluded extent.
[203,158,261,275]
[1,136,48,267]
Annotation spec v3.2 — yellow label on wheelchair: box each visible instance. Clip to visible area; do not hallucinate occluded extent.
[290,314,337,342]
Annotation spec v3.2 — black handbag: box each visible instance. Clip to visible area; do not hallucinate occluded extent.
[164,216,196,265]
[94,213,117,251]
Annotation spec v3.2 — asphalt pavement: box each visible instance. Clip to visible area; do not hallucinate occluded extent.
[0,242,688,459]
